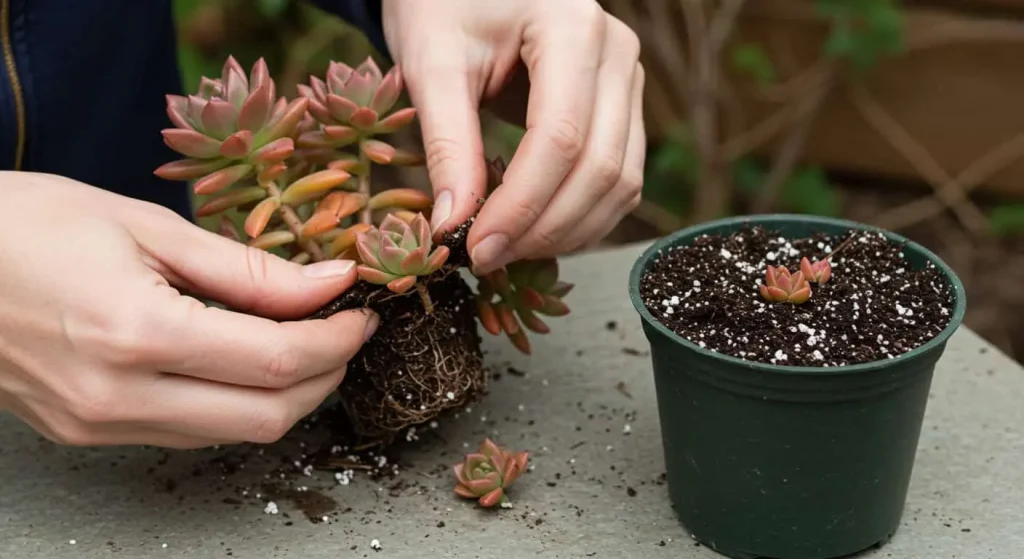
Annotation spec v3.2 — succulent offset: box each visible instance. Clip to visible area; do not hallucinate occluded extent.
[355,213,450,294]
[475,259,573,354]
[453,439,529,508]
[801,257,832,284]
[759,265,812,304]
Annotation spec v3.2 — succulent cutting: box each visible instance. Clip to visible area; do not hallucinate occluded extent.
[453,438,530,508]
[759,265,812,304]
[801,256,832,285]
[355,213,450,311]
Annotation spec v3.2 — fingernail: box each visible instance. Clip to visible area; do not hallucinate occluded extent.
[430,190,453,233]
[302,259,355,278]
[363,311,380,342]
[470,234,509,274]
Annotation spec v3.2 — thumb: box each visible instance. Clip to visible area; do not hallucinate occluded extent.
[402,55,487,236]
[140,218,357,320]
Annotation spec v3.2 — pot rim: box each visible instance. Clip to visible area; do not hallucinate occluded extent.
[628,213,968,375]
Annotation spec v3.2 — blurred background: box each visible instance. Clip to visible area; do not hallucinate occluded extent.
[173,0,1024,363]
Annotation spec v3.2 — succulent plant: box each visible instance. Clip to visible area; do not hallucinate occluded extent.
[355,213,450,300]
[759,265,812,304]
[800,256,832,284]
[474,259,573,354]
[453,438,529,508]
[297,57,421,170]
[153,54,573,357]
[155,56,308,195]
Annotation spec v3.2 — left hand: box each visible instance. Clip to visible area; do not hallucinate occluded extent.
[381,0,646,275]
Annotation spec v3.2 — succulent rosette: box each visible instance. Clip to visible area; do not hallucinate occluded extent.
[759,265,812,304]
[155,56,308,194]
[800,256,833,284]
[355,213,450,294]
[453,439,529,508]
[475,259,573,354]
[296,57,421,167]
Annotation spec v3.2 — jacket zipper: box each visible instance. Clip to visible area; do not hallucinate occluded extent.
[1,0,25,170]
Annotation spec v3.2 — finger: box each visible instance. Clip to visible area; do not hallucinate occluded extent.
[149,291,377,389]
[505,15,640,260]
[468,3,606,273]
[563,64,647,252]
[400,38,488,236]
[12,396,229,449]
[133,210,359,320]
[139,366,348,443]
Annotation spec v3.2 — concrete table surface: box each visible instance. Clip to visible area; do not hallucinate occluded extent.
[2,243,1023,559]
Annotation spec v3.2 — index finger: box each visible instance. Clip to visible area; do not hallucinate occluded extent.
[148,291,378,389]
[468,4,606,274]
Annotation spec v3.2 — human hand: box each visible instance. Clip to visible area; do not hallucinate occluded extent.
[381,0,646,274]
[0,172,378,448]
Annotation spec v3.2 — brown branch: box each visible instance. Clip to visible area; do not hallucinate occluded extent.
[874,131,1024,231]
[718,19,1024,155]
[718,73,747,139]
[751,63,837,214]
[265,181,326,261]
[640,0,691,100]
[707,0,747,53]
[630,199,687,233]
[847,84,989,237]
[681,0,748,222]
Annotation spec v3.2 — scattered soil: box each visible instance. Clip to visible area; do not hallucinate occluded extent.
[310,220,486,442]
[261,482,339,523]
[638,226,955,366]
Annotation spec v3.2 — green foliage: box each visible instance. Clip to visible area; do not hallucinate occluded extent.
[780,167,842,217]
[642,124,698,218]
[730,43,777,85]
[988,204,1024,238]
[641,127,841,219]
[257,0,291,18]
[816,0,904,70]
[729,158,840,216]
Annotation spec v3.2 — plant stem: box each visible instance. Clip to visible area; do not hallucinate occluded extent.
[752,64,837,214]
[824,233,857,261]
[266,181,326,261]
[357,150,373,225]
[415,282,435,314]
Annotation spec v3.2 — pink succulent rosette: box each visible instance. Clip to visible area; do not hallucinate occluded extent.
[453,439,529,508]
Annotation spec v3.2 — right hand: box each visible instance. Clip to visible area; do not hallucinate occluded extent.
[0,172,378,449]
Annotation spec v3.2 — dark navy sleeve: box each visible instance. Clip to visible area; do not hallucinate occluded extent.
[308,0,389,59]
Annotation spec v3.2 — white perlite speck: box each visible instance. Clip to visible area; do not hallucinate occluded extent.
[446,391,455,400]
[264,501,279,515]
[370,539,382,551]
[623,424,632,434]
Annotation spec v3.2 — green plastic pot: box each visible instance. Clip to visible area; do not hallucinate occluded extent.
[628,214,967,559]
